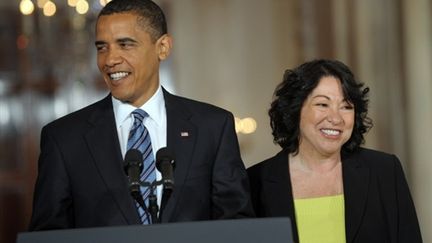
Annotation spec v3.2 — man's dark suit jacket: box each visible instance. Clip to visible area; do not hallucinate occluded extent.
[248,148,422,243]
[29,89,254,230]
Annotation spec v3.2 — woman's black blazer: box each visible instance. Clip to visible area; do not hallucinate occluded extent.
[247,148,422,243]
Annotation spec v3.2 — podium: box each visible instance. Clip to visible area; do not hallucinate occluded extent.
[17,218,293,243]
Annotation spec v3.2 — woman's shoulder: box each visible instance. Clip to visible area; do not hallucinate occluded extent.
[351,147,397,159]
[247,149,290,183]
[345,147,403,172]
[248,149,288,170]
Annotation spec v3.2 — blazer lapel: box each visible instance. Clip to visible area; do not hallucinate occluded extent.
[261,150,299,241]
[262,150,293,216]
[160,90,197,222]
[342,152,370,243]
[84,95,141,225]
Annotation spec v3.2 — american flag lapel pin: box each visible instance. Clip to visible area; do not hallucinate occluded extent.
[180,132,189,137]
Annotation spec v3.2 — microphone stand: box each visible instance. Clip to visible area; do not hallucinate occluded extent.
[140,180,163,224]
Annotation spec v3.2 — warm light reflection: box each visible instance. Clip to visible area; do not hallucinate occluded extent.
[37,0,48,8]
[68,0,79,7]
[19,0,35,15]
[76,0,89,15]
[241,117,257,134]
[235,117,257,134]
[235,117,242,133]
[99,0,112,7]
[43,1,56,16]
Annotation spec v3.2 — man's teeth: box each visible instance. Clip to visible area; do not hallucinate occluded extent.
[321,129,340,135]
[110,72,129,80]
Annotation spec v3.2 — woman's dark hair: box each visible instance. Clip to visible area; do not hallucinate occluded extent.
[269,59,373,154]
[98,0,167,42]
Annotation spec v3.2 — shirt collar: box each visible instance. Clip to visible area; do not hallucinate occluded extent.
[112,85,165,127]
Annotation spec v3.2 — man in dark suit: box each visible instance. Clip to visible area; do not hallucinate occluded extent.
[29,0,253,230]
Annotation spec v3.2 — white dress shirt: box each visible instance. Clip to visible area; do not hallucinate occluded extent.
[112,85,167,207]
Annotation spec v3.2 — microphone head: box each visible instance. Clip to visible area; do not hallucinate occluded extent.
[124,149,143,174]
[156,147,175,171]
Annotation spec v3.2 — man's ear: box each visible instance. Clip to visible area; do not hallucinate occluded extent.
[157,34,172,60]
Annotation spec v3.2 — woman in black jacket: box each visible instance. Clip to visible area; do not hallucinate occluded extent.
[248,59,422,243]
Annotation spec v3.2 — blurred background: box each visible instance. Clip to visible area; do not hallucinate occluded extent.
[0,0,431,242]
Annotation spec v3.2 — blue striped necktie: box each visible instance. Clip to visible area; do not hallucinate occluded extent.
[127,109,156,224]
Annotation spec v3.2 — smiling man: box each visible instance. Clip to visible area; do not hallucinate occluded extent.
[95,9,168,107]
[29,0,253,230]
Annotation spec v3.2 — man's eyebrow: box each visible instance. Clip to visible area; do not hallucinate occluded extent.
[117,37,138,43]
[94,40,106,46]
[94,38,138,46]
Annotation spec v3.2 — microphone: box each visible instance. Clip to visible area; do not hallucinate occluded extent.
[156,147,175,191]
[124,149,143,200]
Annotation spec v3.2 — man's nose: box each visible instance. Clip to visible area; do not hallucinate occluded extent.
[105,49,123,67]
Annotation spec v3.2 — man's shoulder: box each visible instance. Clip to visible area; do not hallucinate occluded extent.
[165,92,232,117]
[43,95,111,132]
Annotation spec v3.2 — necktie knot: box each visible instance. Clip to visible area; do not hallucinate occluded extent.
[132,109,148,123]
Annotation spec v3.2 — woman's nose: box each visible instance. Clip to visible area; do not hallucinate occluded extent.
[326,108,343,125]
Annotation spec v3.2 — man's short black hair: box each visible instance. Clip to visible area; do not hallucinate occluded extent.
[98,0,167,42]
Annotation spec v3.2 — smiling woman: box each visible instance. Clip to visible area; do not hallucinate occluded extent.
[298,76,355,161]
[247,59,422,243]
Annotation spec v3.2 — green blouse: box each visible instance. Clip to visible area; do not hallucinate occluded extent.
[294,194,346,243]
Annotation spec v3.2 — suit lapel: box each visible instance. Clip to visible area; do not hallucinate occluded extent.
[262,150,293,216]
[160,90,197,221]
[342,151,370,243]
[84,95,141,225]
[261,150,299,242]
